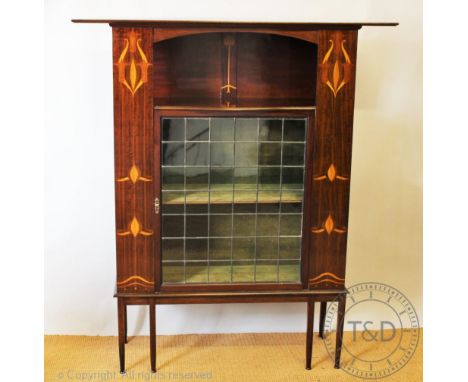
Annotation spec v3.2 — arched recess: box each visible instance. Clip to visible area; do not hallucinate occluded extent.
[153,32,318,107]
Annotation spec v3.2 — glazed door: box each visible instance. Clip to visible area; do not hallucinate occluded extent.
[154,111,315,291]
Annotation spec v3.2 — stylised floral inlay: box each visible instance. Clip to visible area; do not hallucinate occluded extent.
[311,214,347,235]
[220,35,237,102]
[117,217,153,238]
[117,164,152,184]
[320,39,352,97]
[116,30,151,96]
[314,164,349,182]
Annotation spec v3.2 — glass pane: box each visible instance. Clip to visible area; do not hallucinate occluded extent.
[257,214,279,236]
[233,237,255,260]
[234,167,257,191]
[186,118,209,141]
[282,143,305,166]
[235,118,258,141]
[281,190,303,212]
[162,191,184,214]
[259,119,282,141]
[210,168,233,191]
[162,239,184,261]
[234,190,257,204]
[162,143,185,165]
[282,167,304,189]
[186,262,209,283]
[209,261,231,282]
[280,214,303,236]
[259,167,280,189]
[211,118,234,141]
[279,237,301,259]
[162,262,184,283]
[210,214,232,237]
[280,202,302,213]
[258,191,280,213]
[186,142,209,166]
[162,118,185,141]
[211,143,234,166]
[186,239,208,260]
[185,191,208,213]
[232,261,255,282]
[256,260,278,282]
[210,191,233,210]
[161,117,307,285]
[283,119,306,141]
[256,238,278,259]
[210,238,231,260]
[259,143,281,165]
[186,167,208,190]
[279,260,300,282]
[233,215,256,236]
[235,143,258,166]
[186,215,208,237]
[162,167,184,190]
[162,215,184,237]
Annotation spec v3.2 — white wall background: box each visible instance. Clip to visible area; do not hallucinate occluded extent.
[45,0,422,335]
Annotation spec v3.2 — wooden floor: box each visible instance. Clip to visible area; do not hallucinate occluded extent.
[45,330,422,382]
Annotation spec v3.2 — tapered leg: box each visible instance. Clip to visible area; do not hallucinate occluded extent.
[118,298,126,374]
[319,301,327,338]
[124,304,128,344]
[334,295,346,369]
[149,301,156,373]
[305,299,315,370]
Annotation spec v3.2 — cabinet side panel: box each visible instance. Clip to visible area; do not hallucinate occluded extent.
[113,27,155,293]
[308,30,358,290]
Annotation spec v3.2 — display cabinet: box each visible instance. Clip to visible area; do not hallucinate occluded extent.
[73,19,397,373]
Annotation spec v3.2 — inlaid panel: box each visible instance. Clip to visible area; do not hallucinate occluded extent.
[307,30,358,289]
[113,27,155,292]
[160,117,307,284]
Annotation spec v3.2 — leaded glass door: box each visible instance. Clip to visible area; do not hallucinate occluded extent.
[158,113,311,287]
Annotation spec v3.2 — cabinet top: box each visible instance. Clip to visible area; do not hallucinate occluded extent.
[71,19,398,29]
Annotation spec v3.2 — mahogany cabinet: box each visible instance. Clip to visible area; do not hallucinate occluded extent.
[73,19,397,373]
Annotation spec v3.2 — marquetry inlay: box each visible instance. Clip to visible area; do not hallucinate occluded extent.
[309,272,345,286]
[117,275,154,288]
[314,164,348,182]
[117,216,153,238]
[320,39,352,97]
[117,164,152,184]
[311,214,347,235]
[220,35,237,97]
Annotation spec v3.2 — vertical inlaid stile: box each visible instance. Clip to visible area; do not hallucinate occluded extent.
[113,27,155,292]
[308,30,358,289]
